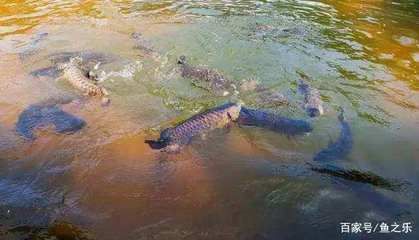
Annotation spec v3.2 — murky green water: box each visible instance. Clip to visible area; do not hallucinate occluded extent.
[0,1,418,239]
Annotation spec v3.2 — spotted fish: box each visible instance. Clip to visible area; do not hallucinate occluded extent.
[146,102,242,153]
[177,56,236,96]
[58,57,110,105]
[238,107,312,136]
[297,72,323,117]
[16,100,85,140]
[313,110,352,162]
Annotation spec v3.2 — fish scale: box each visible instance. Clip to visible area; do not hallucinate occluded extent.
[146,103,242,153]
[61,61,106,96]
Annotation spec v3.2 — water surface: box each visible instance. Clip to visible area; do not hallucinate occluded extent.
[0,1,418,239]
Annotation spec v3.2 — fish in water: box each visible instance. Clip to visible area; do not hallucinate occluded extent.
[237,107,312,136]
[313,110,353,162]
[146,102,242,153]
[16,101,85,140]
[309,164,407,191]
[131,32,159,59]
[58,57,110,105]
[297,72,324,117]
[239,79,289,107]
[177,56,236,96]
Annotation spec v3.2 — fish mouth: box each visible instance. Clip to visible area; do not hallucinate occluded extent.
[177,55,187,65]
[307,108,321,117]
[145,140,167,150]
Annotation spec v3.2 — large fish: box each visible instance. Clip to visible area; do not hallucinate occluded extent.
[58,57,110,105]
[237,107,312,136]
[313,110,353,162]
[146,102,242,153]
[16,100,85,140]
[297,73,324,117]
[177,56,236,96]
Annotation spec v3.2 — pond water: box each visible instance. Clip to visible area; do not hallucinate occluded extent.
[0,1,418,239]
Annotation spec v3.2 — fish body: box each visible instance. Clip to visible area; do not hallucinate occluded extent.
[177,56,234,95]
[313,111,352,162]
[238,107,312,136]
[58,57,110,104]
[146,103,242,153]
[297,75,323,117]
[16,102,85,140]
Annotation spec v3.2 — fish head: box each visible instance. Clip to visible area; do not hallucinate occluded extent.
[307,107,322,117]
[177,55,187,65]
[225,103,242,122]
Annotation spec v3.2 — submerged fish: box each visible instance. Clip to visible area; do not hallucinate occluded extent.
[16,101,85,140]
[313,110,352,162]
[297,72,323,117]
[177,56,235,96]
[238,107,312,136]
[309,164,407,191]
[146,102,242,153]
[58,57,110,105]
[30,66,61,78]
[239,79,289,107]
[131,32,158,59]
[30,51,118,78]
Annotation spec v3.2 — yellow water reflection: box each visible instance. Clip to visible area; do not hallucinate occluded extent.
[323,0,418,90]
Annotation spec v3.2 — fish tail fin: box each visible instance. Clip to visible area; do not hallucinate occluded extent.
[145,140,166,150]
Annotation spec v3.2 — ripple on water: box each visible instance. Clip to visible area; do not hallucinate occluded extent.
[394,35,417,47]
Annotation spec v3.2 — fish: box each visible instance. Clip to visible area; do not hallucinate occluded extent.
[131,32,158,58]
[49,51,118,66]
[239,79,289,107]
[58,57,110,105]
[145,102,242,153]
[237,107,312,136]
[177,56,236,96]
[309,164,407,191]
[16,100,85,140]
[297,72,324,117]
[313,110,353,162]
[30,66,61,78]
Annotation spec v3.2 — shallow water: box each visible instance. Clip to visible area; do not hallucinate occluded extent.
[0,1,418,239]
